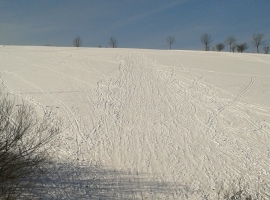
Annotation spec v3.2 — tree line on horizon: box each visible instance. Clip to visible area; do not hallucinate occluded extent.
[167,33,269,54]
[200,33,268,53]
[73,36,118,48]
[71,34,269,54]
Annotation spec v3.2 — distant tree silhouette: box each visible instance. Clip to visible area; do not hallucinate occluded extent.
[200,34,212,51]
[225,36,237,52]
[236,43,248,53]
[73,36,82,47]
[109,37,118,48]
[166,36,175,50]
[251,33,266,53]
[216,43,225,52]
[263,46,269,54]
[231,44,236,52]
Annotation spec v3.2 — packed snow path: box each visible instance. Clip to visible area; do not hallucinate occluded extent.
[0,46,269,199]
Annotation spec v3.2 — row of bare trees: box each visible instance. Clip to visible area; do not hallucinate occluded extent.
[73,36,118,48]
[200,33,268,53]
[167,33,268,53]
[73,34,268,53]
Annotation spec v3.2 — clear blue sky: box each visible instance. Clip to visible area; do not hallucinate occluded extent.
[0,0,269,51]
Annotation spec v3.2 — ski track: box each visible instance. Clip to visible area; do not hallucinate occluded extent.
[82,53,269,199]
[0,47,269,199]
[91,52,269,198]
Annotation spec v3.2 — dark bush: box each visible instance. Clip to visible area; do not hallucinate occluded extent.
[0,89,60,199]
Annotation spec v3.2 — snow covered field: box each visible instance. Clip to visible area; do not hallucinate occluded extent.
[0,46,269,199]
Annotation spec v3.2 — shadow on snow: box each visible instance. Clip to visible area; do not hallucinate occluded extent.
[27,161,196,199]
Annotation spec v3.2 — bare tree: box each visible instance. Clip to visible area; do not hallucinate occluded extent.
[73,36,82,47]
[231,44,236,52]
[200,34,213,51]
[236,43,248,53]
[251,33,266,53]
[0,89,60,199]
[216,43,225,52]
[263,46,269,54]
[167,36,175,50]
[109,37,118,48]
[225,36,237,52]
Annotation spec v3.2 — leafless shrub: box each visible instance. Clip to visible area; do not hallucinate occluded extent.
[0,89,61,199]
[73,36,82,47]
[236,42,248,53]
[212,177,269,200]
[263,46,269,54]
[216,43,225,51]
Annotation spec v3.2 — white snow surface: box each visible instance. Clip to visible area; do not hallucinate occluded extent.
[0,46,270,199]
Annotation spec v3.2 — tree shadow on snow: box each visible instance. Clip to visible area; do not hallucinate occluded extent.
[27,161,197,199]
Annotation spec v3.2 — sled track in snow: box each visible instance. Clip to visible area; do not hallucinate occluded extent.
[83,53,270,199]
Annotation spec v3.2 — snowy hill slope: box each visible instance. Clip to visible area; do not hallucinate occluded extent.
[0,46,269,199]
